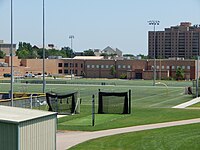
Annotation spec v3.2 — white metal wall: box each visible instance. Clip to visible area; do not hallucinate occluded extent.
[19,115,56,150]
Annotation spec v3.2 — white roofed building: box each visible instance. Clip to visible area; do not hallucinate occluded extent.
[102,46,122,57]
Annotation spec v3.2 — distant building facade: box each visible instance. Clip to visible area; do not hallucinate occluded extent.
[0,56,197,80]
[102,46,123,57]
[91,46,123,59]
[0,40,16,56]
[148,22,200,59]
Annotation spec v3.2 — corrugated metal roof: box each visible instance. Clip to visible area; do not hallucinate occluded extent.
[0,106,57,124]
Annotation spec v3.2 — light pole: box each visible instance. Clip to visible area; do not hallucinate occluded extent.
[10,0,14,106]
[42,0,45,93]
[148,20,160,86]
[69,35,74,79]
[197,56,199,97]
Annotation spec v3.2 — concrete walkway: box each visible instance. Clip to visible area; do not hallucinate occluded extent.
[172,97,200,108]
[56,118,200,150]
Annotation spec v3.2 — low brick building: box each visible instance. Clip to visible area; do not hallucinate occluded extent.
[0,56,197,80]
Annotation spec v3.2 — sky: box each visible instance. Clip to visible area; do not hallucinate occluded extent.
[0,0,200,55]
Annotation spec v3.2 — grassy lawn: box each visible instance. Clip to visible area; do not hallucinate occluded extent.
[0,79,199,131]
[1,79,200,149]
[69,123,200,150]
[190,103,200,107]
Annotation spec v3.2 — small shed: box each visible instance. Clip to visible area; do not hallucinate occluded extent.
[0,106,57,150]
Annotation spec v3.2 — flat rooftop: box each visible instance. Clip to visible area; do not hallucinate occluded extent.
[73,56,104,60]
[0,105,57,124]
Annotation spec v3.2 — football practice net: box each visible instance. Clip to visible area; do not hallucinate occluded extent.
[46,91,80,115]
[98,90,131,114]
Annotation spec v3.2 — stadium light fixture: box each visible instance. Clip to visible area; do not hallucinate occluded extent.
[148,20,160,86]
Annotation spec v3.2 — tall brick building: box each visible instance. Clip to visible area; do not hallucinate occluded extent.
[148,22,200,59]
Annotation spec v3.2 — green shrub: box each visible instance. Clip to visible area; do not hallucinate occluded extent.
[120,74,127,79]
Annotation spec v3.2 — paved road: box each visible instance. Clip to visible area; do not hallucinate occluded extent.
[56,118,200,150]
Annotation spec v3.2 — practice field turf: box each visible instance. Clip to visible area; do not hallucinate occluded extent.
[1,79,199,149]
[0,79,199,131]
[60,114,125,126]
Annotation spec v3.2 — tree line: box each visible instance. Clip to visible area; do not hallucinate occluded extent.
[0,42,96,59]
[0,42,148,59]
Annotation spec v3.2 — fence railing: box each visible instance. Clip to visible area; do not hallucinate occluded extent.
[0,95,48,110]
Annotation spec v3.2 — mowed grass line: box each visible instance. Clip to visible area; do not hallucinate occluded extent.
[69,123,200,150]
[133,88,190,108]
[60,114,125,126]
[58,107,200,131]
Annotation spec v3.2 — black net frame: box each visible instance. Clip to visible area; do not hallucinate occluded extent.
[46,91,78,115]
[192,79,200,97]
[98,90,131,114]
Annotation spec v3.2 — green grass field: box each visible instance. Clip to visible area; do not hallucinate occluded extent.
[1,79,200,149]
[69,123,200,150]
[0,79,199,131]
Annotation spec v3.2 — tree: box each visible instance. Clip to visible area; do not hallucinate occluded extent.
[16,42,38,59]
[137,54,148,59]
[0,50,6,58]
[123,54,134,57]
[109,53,117,59]
[83,49,95,56]
[110,66,116,78]
[176,67,184,80]
[100,53,108,56]
[61,47,74,58]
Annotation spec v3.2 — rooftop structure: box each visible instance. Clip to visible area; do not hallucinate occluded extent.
[0,105,56,123]
[0,40,16,56]
[0,105,57,150]
[73,56,104,60]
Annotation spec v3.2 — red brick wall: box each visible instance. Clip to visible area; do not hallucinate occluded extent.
[0,57,197,80]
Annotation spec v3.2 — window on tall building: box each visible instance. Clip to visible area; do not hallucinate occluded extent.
[64,63,68,67]
[87,65,90,68]
[58,69,62,74]
[127,65,131,69]
[75,63,78,67]
[70,63,74,67]
[101,65,104,68]
[81,64,83,68]
[187,66,190,70]
[64,69,68,74]
[106,65,109,68]
[92,65,95,68]
[166,66,170,69]
[118,65,121,69]
[123,65,126,69]
[58,63,62,67]
[96,65,99,68]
